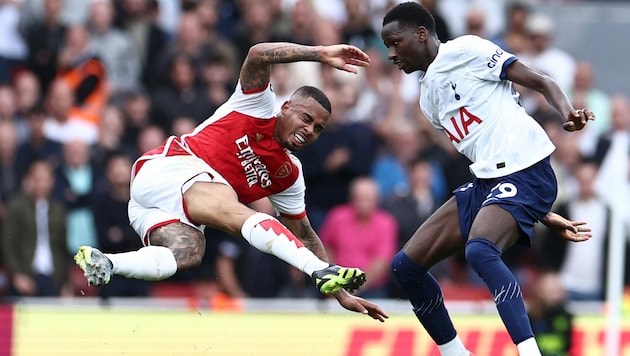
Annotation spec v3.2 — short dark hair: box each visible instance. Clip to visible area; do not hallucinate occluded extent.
[292,86,332,114]
[383,2,437,35]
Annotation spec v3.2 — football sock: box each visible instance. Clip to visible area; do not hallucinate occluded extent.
[437,335,470,356]
[465,238,536,345]
[392,251,458,345]
[241,212,328,275]
[517,337,542,356]
[106,245,177,280]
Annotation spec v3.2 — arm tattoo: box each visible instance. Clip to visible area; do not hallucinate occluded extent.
[294,219,329,263]
[240,43,321,92]
[149,222,206,270]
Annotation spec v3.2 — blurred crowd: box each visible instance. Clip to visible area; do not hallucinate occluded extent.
[0,0,628,309]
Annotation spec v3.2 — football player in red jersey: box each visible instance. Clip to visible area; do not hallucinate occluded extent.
[74,42,388,322]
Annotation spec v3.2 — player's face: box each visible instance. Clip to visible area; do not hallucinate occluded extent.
[381,21,425,73]
[276,96,328,151]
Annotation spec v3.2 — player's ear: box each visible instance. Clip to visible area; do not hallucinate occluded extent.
[416,26,428,41]
[280,100,290,113]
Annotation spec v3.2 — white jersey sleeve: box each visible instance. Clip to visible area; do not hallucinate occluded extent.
[267,153,306,216]
[461,36,517,82]
[208,81,276,122]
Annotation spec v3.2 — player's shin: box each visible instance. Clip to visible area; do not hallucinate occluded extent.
[392,251,468,355]
[465,238,540,355]
[241,212,328,275]
[106,245,178,280]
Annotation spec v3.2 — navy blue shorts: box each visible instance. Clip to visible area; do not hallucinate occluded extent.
[453,156,557,246]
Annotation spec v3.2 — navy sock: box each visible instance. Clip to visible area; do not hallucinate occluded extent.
[391,251,457,344]
[465,238,534,344]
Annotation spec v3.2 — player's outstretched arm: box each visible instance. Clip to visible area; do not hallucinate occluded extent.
[334,289,389,322]
[505,61,595,132]
[540,211,592,242]
[281,215,388,322]
[239,42,370,92]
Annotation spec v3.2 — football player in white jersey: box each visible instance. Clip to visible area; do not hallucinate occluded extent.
[381,2,593,355]
[73,42,388,322]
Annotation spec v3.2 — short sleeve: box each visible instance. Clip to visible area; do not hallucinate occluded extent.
[463,36,517,81]
[226,80,276,118]
[267,154,306,216]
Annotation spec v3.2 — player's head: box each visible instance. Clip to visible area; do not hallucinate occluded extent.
[275,85,331,151]
[381,2,439,73]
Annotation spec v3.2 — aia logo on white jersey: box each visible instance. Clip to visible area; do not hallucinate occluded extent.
[235,134,272,188]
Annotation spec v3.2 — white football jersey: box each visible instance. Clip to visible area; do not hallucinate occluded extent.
[419,35,556,178]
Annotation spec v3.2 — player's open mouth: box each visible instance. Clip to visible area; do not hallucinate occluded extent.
[294,132,306,145]
[394,61,403,69]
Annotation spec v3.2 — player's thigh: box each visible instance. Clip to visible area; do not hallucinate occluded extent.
[183,181,256,236]
[402,197,465,268]
[468,204,521,251]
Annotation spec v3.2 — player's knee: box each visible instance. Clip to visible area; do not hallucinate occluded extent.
[464,238,501,272]
[391,250,427,288]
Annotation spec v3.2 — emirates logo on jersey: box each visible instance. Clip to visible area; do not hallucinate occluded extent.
[274,162,292,178]
[235,134,272,188]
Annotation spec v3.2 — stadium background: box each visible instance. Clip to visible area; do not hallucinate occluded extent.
[0,0,629,355]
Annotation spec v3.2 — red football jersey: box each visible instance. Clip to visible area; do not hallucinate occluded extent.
[138,82,307,216]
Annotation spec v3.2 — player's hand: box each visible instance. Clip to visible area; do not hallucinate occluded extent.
[320,44,370,73]
[563,108,594,132]
[334,290,389,322]
[540,212,592,242]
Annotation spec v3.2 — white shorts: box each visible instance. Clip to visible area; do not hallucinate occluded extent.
[128,155,229,245]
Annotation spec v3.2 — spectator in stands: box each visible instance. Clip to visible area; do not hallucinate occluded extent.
[56,24,109,126]
[0,84,28,143]
[133,124,165,160]
[116,0,170,89]
[294,75,379,231]
[15,105,63,181]
[93,153,149,298]
[342,0,379,50]
[536,159,610,302]
[382,156,446,297]
[0,120,19,221]
[231,0,288,64]
[0,0,27,83]
[91,105,126,169]
[119,88,151,159]
[42,79,99,145]
[568,60,613,158]
[201,50,237,111]
[527,272,573,356]
[491,1,531,54]
[2,160,70,297]
[12,70,42,125]
[87,0,141,99]
[592,95,630,227]
[464,6,486,38]
[419,0,451,42]
[570,60,611,136]
[20,0,66,94]
[286,0,319,45]
[150,54,216,133]
[152,10,213,87]
[53,139,100,256]
[519,13,576,92]
[320,177,397,298]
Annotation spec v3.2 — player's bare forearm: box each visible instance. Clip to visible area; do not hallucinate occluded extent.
[506,61,593,130]
[239,42,370,92]
[280,215,330,262]
[240,43,321,91]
